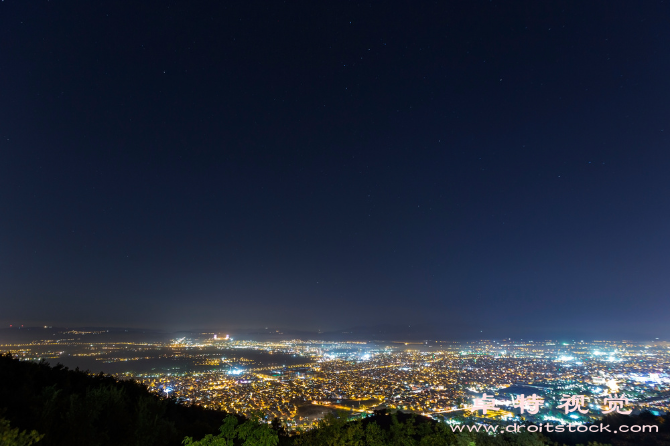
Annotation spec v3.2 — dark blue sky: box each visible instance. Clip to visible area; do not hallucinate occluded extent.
[1,0,669,339]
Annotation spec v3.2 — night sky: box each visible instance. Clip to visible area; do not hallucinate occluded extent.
[1,1,669,339]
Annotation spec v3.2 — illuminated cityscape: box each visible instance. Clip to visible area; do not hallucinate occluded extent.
[3,333,668,430]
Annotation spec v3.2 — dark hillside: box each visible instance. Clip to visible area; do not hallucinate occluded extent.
[0,353,235,446]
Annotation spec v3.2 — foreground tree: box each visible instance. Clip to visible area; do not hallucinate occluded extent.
[0,418,44,446]
[182,414,278,446]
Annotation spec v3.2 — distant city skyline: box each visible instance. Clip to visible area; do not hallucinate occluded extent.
[0,325,666,343]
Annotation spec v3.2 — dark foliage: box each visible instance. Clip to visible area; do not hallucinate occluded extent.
[0,353,238,446]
